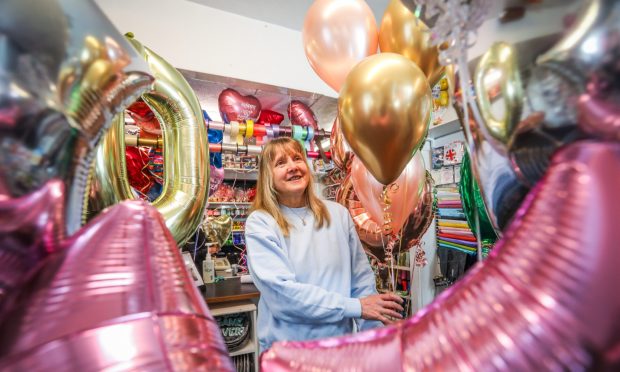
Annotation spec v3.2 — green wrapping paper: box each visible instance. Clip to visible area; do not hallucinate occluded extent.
[459,152,498,242]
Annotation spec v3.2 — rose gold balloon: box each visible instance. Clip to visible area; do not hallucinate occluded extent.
[0,201,233,371]
[336,174,383,249]
[350,153,426,233]
[261,142,620,371]
[302,0,378,92]
[330,117,354,171]
[398,171,435,249]
[379,0,445,87]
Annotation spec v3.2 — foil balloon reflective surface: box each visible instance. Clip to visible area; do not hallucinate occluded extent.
[459,152,497,242]
[0,0,153,234]
[396,171,435,249]
[87,35,209,245]
[339,53,432,185]
[0,180,65,323]
[379,0,445,87]
[287,100,318,130]
[203,215,232,247]
[218,88,261,123]
[536,0,620,141]
[0,201,233,371]
[262,141,620,371]
[350,153,426,234]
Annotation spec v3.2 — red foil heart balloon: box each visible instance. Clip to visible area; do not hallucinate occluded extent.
[257,109,284,125]
[217,88,261,123]
[288,100,318,129]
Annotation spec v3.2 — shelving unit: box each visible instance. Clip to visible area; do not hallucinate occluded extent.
[210,300,258,372]
[224,168,258,181]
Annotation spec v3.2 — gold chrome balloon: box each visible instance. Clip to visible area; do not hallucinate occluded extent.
[474,42,524,148]
[338,53,432,185]
[86,35,209,245]
[379,0,445,87]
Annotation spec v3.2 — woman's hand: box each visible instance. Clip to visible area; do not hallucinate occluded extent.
[360,293,405,325]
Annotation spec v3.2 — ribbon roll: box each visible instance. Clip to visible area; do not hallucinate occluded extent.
[245,120,254,138]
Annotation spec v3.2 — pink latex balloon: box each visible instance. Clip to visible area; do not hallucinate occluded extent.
[261,141,620,371]
[209,165,224,196]
[287,100,318,129]
[302,0,378,92]
[0,180,65,323]
[218,88,261,123]
[0,201,233,371]
[350,153,426,233]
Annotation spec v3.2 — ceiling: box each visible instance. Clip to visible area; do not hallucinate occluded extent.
[186,0,574,31]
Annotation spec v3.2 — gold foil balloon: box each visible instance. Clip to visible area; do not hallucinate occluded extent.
[474,42,524,150]
[338,53,432,185]
[86,34,209,245]
[302,0,378,92]
[203,215,232,247]
[379,0,445,87]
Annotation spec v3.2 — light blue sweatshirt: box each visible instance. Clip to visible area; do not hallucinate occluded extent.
[245,200,381,352]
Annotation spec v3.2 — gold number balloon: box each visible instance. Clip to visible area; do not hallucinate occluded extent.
[338,53,432,185]
[474,42,524,149]
[379,0,445,87]
[86,34,209,245]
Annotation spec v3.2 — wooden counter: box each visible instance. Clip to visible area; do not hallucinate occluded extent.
[203,276,260,305]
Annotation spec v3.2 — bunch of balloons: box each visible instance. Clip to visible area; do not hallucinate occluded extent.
[305,0,441,259]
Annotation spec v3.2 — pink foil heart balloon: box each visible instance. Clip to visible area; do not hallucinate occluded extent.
[350,153,426,233]
[218,88,261,123]
[0,201,233,371]
[0,180,65,323]
[261,141,620,371]
[287,100,318,129]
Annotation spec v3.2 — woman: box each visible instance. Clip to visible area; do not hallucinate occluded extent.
[245,137,404,352]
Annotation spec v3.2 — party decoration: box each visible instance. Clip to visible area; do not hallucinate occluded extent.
[396,171,435,249]
[287,100,318,129]
[474,42,523,149]
[0,201,233,371]
[350,153,426,233]
[339,53,432,185]
[459,153,497,242]
[126,100,162,139]
[535,0,620,141]
[302,0,378,92]
[454,94,527,233]
[218,88,261,123]
[125,146,154,194]
[203,215,233,247]
[0,180,65,323]
[336,175,384,250]
[209,165,225,197]
[0,0,153,234]
[379,0,445,87]
[262,141,620,371]
[257,109,285,125]
[330,118,354,171]
[86,34,209,245]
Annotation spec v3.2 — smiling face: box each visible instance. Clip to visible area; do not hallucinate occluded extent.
[271,147,310,203]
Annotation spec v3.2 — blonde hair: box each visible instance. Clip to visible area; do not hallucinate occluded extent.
[251,137,330,236]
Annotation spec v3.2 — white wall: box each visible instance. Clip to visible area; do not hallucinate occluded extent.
[94,0,337,97]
